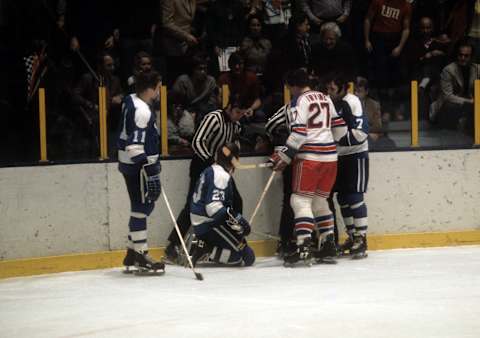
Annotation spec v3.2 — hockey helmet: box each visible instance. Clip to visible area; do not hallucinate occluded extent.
[215,142,240,173]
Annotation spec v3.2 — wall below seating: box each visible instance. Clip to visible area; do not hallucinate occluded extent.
[1,149,479,262]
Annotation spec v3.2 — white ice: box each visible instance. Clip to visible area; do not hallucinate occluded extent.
[1,246,480,338]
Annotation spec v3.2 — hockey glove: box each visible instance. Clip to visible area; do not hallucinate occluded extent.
[226,207,251,236]
[141,162,162,202]
[269,146,295,172]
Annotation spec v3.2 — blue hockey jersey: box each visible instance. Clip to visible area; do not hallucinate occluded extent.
[335,93,369,157]
[190,164,235,236]
[118,94,160,174]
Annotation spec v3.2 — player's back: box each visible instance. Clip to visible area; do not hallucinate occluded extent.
[291,90,342,162]
[190,164,234,235]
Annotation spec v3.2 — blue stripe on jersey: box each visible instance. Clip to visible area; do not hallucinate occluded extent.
[292,130,307,136]
[298,150,337,155]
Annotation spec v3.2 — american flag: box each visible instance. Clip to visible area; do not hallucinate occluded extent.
[23,45,47,103]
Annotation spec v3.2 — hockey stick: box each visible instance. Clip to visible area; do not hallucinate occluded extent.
[236,162,273,170]
[161,188,204,281]
[248,171,280,242]
[249,171,276,225]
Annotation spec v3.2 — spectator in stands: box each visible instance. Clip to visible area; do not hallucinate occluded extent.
[364,0,412,121]
[160,0,198,86]
[217,52,263,122]
[167,91,195,153]
[66,0,117,67]
[71,51,123,158]
[432,40,479,135]
[240,15,272,76]
[300,0,351,39]
[468,0,480,63]
[283,13,311,71]
[172,54,218,124]
[311,22,357,83]
[355,77,395,149]
[127,51,154,93]
[206,0,247,76]
[261,0,293,47]
[406,16,449,118]
[116,0,158,83]
[347,0,371,77]
[443,0,477,53]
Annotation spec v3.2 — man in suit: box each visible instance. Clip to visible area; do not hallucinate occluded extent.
[434,40,479,134]
[160,0,198,86]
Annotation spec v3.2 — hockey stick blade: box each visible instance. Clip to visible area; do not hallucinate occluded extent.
[162,189,204,281]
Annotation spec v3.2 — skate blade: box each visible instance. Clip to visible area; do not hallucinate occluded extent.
[351,252,368,260]
[133,268,166,276]
[283,259,312,268]
[122,266,136,274]
[315,257,338,264]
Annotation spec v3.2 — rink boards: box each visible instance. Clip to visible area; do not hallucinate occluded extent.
[1,149,479,278]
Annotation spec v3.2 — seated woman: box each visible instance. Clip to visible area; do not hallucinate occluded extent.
[167,91,195,155]
[188,142,255,267]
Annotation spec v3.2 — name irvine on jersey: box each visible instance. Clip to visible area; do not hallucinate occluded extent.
[303,92,328,103]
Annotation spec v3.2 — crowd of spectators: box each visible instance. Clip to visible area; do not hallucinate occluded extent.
[0,0,479,163]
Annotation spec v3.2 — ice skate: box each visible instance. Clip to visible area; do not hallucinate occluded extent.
[283,238,312,267]
[338,234,354,257]
[134,251,165,275]
[313,234,338,264]
[122,248,137,274]
[350,234,368,260]
[189,238,211,267]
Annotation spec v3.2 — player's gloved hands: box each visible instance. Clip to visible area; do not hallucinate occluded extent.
[269,147,291,172]
[141,162,162,202]
[226,207,251,236]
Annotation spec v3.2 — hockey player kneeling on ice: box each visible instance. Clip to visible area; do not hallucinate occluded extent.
[189,142,255,267]
[118,70,165,274]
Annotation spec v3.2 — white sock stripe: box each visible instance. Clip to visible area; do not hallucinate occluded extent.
[354,217,368,227]
[130,230,147,241]
[133,242,148,252]
[344,216,354,226]
[131,212,146,219]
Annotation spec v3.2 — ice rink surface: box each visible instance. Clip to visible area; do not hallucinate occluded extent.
[1,246,480,338]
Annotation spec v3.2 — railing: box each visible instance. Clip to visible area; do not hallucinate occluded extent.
[31,80,480,165]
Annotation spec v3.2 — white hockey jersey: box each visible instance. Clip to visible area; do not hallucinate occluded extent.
[286,90,347,162]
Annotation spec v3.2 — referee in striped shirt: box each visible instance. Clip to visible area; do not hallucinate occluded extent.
[265,103,296,256]
[164,94,248,262]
